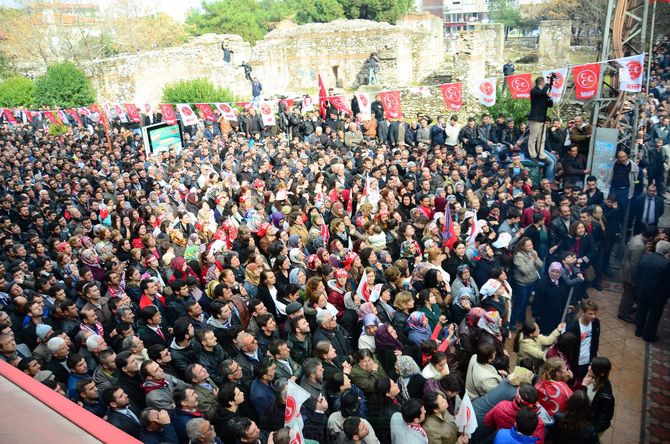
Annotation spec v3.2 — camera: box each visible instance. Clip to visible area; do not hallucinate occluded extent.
[547,72,558,86]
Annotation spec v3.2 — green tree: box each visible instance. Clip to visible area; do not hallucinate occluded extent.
[186,0,270,44]
[339,0,413,23]
[162,78,241,104]
[34,62,95,107]
[488,87,531,125]
[0,76,36,107]
[295,0,345,24]
[489,0,525,40]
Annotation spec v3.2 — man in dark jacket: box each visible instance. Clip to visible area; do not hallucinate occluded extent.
[311,311,351,366]
[545,118,566,155]
[458,117,479,155]
[115,351,147,409]
[196,328,228,384]
[561,145,590,187]
[170,318,198,380]
[634,240,670,342]
[527,76,553,159]
[105,386,142,439]
[629,184,665,235]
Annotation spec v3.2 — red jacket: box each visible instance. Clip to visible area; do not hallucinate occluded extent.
[485,400,545,443]
[521,206,551,229]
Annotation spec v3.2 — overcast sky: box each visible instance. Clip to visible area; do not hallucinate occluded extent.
[0,0,204,22]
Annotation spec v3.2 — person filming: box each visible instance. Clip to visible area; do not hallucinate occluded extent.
[527,75,555,160]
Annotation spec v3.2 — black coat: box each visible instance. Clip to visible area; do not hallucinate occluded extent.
[591,380,615,433]
[532,276,570,335]
[528,84,553,122]
[107,407,142,439]
[312,325,351,365]
[630,195,665,229]
[635,252,670,303]
[117,371,147,410]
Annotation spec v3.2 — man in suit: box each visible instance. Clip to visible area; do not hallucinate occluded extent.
[186,363,219,420]
[634,241,670,342]
[618,226,657,323]
[630,184,665,234]
[137,305,171,349]
[104,386,142,438]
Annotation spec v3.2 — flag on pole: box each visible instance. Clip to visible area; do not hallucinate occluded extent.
[285,380,312,444]
[369,283,383,303]
[195,103,216,121]
[439,83,463,111]
[542,68,569,102]
[159,104,177,125]
[455,392,478,437]
[124,104,142,123]
[2,108,17,124]
[573,63,600,100]
[442,205,453,247]
[356,272,370,302]
[177,103,199,126]
[318,74,327,118]
[615,54,645,92]
[505,73,533,99]
[477,78,497,107]
[355,93,371,120]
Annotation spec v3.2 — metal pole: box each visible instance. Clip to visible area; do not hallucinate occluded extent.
[645,0,657,95]
[630,0,650,159]
[586,0,617,175]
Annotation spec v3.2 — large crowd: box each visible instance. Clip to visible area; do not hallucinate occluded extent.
[1,37,670,444]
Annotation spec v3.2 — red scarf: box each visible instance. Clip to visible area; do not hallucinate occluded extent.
[407,422,428,439]
[142,379,168,393]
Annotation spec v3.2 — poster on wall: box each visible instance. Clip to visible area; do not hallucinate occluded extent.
[589,127,619,196]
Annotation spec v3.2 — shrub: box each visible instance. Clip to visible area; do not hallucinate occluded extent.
[488,86,531,124]
[0,76,36,107]
[34,62,96,108]
[48,123,69,136]
[162,78,240,104]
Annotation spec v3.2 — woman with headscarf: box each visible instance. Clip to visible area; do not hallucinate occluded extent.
[340,290,361,336]
[476,310,509,372]
[474,243,500,288]
[423,268,452,308]
[244,263,262,299]
[451,286,476,326]
[327,268,350,319]
[532,262,571,335]
[374,323,404,375]
[289,267,307,292]
[373,284,396,324]
[395,355,426,404]
[480,278,508,321]
[450,264,479,307]
[80,248,106,282]
[358,313,380,351]
[168,256,199,284]
[417,289,445,334]
[406,311,432,346]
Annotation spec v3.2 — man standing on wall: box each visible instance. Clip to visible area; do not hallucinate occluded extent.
[527,76,553,160]
[502,60,515,92]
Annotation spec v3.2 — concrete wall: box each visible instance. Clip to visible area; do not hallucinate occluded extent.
[539,20,572,68]
[82,34,251,105]
[81,14,445,104]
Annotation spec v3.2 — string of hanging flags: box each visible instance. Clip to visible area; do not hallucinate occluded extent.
[0,54,645,126]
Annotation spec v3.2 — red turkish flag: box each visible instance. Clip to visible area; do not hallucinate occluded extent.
[327,95,353,116]
[90,104,108,125]
[66,108,83,126]
[573,63,601,100]
[379,90,403,119]
[2,108,17,124]
[505,73,533,99]
[195,104,216,121]
[44,111,61,125]
[318,74,327,118]
[439,83,463,111]
[160,104,177,125]
[124,103,142,123]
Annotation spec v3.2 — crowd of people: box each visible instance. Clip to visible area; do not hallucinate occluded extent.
[1,37,670,444]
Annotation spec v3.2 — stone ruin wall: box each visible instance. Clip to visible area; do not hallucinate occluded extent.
[82,14,445,104]
[78,15,574,120]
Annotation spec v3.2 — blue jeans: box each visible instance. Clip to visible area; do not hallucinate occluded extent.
[251,95,261,109]
[612,187,630,212]
[543,152,557,181]
[511,282,535,327]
